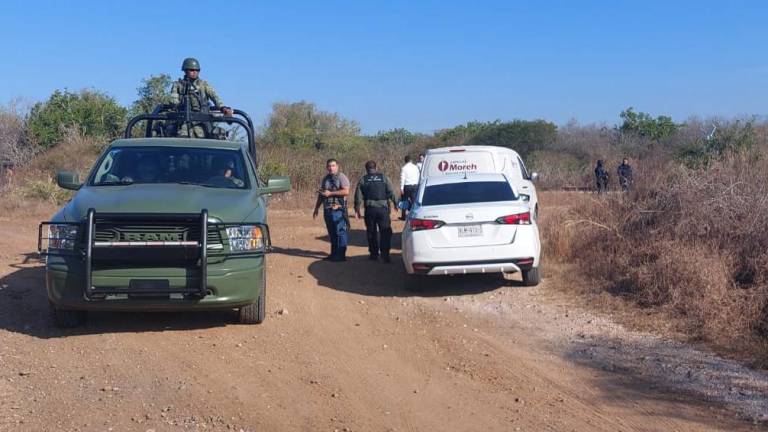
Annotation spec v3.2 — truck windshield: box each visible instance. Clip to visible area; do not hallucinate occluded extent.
[422,181,516,206]
[90,146,249,189]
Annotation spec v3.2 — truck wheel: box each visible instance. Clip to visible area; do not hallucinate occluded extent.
[238,270,266,324]
[51,304,86,328]
[522,267,541,287]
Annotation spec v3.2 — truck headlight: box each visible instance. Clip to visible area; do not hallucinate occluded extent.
[44,223,79,251]
[225,225,266,252]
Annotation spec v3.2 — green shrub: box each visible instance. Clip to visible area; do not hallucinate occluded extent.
[28,89,126,148]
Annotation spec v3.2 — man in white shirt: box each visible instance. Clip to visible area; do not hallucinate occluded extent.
[416,153,425,172]
[399,155,420,220]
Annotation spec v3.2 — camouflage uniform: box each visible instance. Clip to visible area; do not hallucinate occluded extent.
[170,78,226,138]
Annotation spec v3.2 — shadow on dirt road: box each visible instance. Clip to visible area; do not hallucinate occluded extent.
[307,252,523,298]
[307,228,527,298]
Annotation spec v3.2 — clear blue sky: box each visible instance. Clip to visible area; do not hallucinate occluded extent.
[1,1,766,134]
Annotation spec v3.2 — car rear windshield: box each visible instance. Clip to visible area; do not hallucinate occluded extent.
[90,146,249,189]
[422,181,516,206]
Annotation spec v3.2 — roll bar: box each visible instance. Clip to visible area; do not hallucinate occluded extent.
[124,104,258,167]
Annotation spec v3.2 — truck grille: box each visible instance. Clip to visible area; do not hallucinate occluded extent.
[93,224,222,245]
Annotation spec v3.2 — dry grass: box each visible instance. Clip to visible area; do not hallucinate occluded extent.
[541,151,768,365]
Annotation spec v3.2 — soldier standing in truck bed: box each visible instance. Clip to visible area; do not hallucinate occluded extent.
[170,57,233,138]
[354,160,398,263]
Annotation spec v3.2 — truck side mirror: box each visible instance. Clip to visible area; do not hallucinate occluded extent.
[56,171,82,191]
[529,172,539,182]
[259,176,291,194]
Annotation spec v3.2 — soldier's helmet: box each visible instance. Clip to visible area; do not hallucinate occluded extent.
[181,58,201,71]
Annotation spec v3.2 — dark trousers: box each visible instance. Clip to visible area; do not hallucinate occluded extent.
[596,178,608,193]
[401,184,418,219]
[323,208,348,257]
[364,206,392,258]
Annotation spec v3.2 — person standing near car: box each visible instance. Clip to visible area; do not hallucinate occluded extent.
[594,159,609,194]
[416,153,425,172]
[354,160,398,262]
[617,157,633,191]
[399,155,420,220]
[313,159,351,262]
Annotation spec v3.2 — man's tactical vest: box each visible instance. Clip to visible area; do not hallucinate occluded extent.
[177,79,209,113]
[322,174,347,208]
[361,173,387,201]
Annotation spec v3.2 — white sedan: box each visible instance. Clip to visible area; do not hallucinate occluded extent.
[401,173,541,288]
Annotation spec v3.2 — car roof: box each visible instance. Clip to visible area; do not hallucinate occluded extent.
[109,138,245,151]
[425,145,521,156]
[425,173,509,186]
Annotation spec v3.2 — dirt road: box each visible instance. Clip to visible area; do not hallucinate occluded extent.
[0,198,766,431]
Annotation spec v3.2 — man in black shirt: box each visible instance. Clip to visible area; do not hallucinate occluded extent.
[354,160,398,262]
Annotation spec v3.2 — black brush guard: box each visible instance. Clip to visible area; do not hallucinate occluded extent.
[39,208,271,300]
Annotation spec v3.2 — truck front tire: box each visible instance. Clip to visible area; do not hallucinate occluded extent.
[238,270,266,324]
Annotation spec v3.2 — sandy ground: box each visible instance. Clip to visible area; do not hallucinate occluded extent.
[0,195,766,432]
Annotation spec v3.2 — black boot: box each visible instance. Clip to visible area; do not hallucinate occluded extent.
[323,244,338,261]
[330,247,347,262]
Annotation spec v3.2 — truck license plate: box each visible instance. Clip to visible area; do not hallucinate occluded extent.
[458,225,483,237]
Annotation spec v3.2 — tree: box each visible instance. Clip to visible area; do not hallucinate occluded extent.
[465,120,557,157]
[262,101,362,150]
[28,89,127,148]
[131,74,173,116]
[435,121,501,145]
[374,128,419,147]
[619,107,680,141]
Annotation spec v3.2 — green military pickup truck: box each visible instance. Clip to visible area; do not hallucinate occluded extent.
[38,107,289,327]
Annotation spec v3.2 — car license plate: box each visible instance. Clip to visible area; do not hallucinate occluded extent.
[457,225,482,238]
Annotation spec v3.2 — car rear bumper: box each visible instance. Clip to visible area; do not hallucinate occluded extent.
[416,258,534,276]
[402,226,540,275]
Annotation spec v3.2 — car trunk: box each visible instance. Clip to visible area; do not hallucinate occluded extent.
[417,202,528,249]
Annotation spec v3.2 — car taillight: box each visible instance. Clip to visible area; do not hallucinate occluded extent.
[496,212,531,225]
[409,218,445,231]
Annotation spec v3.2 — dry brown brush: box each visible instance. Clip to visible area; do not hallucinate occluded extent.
[543,151,768,359]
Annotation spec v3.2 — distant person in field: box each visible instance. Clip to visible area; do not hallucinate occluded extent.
[594,160,609,194]
[399,155,420,220]
[617,158,633,191]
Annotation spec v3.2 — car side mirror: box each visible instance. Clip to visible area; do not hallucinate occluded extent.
[56,171,82,191]
[529,172,539,182]
[258,176,291,194]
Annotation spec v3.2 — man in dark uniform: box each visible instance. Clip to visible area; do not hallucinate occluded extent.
[617,157,633,191]
[354,160,398,262]
[313,159,351,262]
[594,160,609,193]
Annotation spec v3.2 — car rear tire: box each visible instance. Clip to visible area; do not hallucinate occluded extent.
[238,270,266,324]
[51,304,86,328]
[522,267,541,287]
